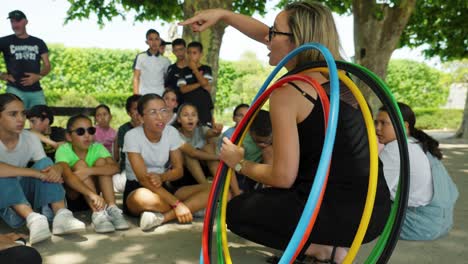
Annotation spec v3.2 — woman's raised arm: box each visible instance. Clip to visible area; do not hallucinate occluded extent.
[179,8,269,45]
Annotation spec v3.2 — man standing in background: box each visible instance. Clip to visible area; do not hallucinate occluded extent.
[0,10,51,109]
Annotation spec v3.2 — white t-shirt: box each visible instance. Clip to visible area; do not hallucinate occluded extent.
[0,130,46,168]
[133,51,171,96]
[380,137,433,207]
[123,125,184,181]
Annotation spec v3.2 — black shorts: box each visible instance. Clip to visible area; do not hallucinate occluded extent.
[122,179,180,216]
[66,193,90,212]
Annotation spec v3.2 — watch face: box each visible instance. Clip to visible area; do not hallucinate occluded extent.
[234,163,242,172]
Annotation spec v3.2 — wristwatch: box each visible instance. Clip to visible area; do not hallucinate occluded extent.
[234,159,245,173]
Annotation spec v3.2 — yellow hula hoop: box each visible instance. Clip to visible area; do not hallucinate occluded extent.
[220,68,377,264]
[306,68,379,264]
[220,105,264,264]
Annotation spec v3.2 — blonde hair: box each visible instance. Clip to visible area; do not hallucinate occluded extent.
[285,1,343,66]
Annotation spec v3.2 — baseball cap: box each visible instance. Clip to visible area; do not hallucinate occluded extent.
[26,105,54,125]
[7,10,27,21]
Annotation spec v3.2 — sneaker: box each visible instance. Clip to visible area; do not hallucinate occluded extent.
[92,210,115,233]
[106,205,129,230]
[140,211,165,231]
[26,212,51,244]
[52,208,86,235]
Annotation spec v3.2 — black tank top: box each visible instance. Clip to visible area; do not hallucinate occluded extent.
[289,81,383,203]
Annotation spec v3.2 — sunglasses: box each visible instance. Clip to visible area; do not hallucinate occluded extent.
[268,26,293,42]
[69,127,96,136]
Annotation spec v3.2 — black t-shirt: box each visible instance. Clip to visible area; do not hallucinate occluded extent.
[117,122,135,171]
[0,34,48,92]
[177,65,214,125]
[42,126,66,161]
[165,63,184,103]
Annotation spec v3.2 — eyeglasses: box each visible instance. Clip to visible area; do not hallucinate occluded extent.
[69,127,96,136]
[145,108,170,118]
[268,26,293,42]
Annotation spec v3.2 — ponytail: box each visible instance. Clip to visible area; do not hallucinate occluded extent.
[379,102,443,160]
[410,127,443,160]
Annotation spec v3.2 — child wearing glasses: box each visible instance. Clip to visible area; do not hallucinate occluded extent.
[123,94,211,230]
[55,114,129,233]
[175,103,222,184]
[0,93,85,245]
[93,104,116,154]
[376,102,458,240]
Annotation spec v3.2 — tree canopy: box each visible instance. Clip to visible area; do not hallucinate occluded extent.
[278,0,467,62]
[65,0,267,25]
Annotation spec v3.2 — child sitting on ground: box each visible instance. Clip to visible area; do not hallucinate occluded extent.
[0,93,85,245]
[176,103,222,184]
[376,102,458,240]
[93,104,116,154]
[26,104,66,162]
[123,94,211,230]
[163,89,179,125]
[113,95,142,192]
[55,114,129,233]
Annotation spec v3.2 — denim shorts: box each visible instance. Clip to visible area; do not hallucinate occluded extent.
[0,157,65,228]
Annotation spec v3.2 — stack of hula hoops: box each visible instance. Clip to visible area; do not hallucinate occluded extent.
[200,43,410,264]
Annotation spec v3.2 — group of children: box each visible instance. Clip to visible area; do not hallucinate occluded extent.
[0,25,459,262]
[0,83,277,246]
[134,30,216,128]
[0,86,459,246]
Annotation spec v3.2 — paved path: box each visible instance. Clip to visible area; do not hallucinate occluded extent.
[1,132,467,263]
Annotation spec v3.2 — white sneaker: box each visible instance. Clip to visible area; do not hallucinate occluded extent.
[92,210,115,233]
[26,212,51,244]
[52,208,86,235]
[106,205,129,230]
[140,211,165,231]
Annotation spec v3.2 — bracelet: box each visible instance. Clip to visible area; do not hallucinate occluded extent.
[171,200,181,209]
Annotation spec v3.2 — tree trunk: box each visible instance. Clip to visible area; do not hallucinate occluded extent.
[455,89,468,138]
[182,0,232,106]
[353,0,416,108]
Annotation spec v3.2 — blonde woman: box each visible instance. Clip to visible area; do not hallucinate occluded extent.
[181,2,391,263]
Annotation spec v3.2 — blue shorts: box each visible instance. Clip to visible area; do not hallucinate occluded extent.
[6,85,46,109]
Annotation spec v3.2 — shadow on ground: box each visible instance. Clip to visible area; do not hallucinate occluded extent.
[1,133,466,263]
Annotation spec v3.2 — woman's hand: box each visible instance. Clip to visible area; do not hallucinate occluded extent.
[220,137,244,168]
[179,9,228,32]
[173,202,193,224]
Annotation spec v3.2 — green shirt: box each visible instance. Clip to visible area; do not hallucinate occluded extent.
[55,142,111,167]
[243,133,262,163]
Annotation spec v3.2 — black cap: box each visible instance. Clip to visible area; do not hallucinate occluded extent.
[8,10,27,21]
[26,105,54,125]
